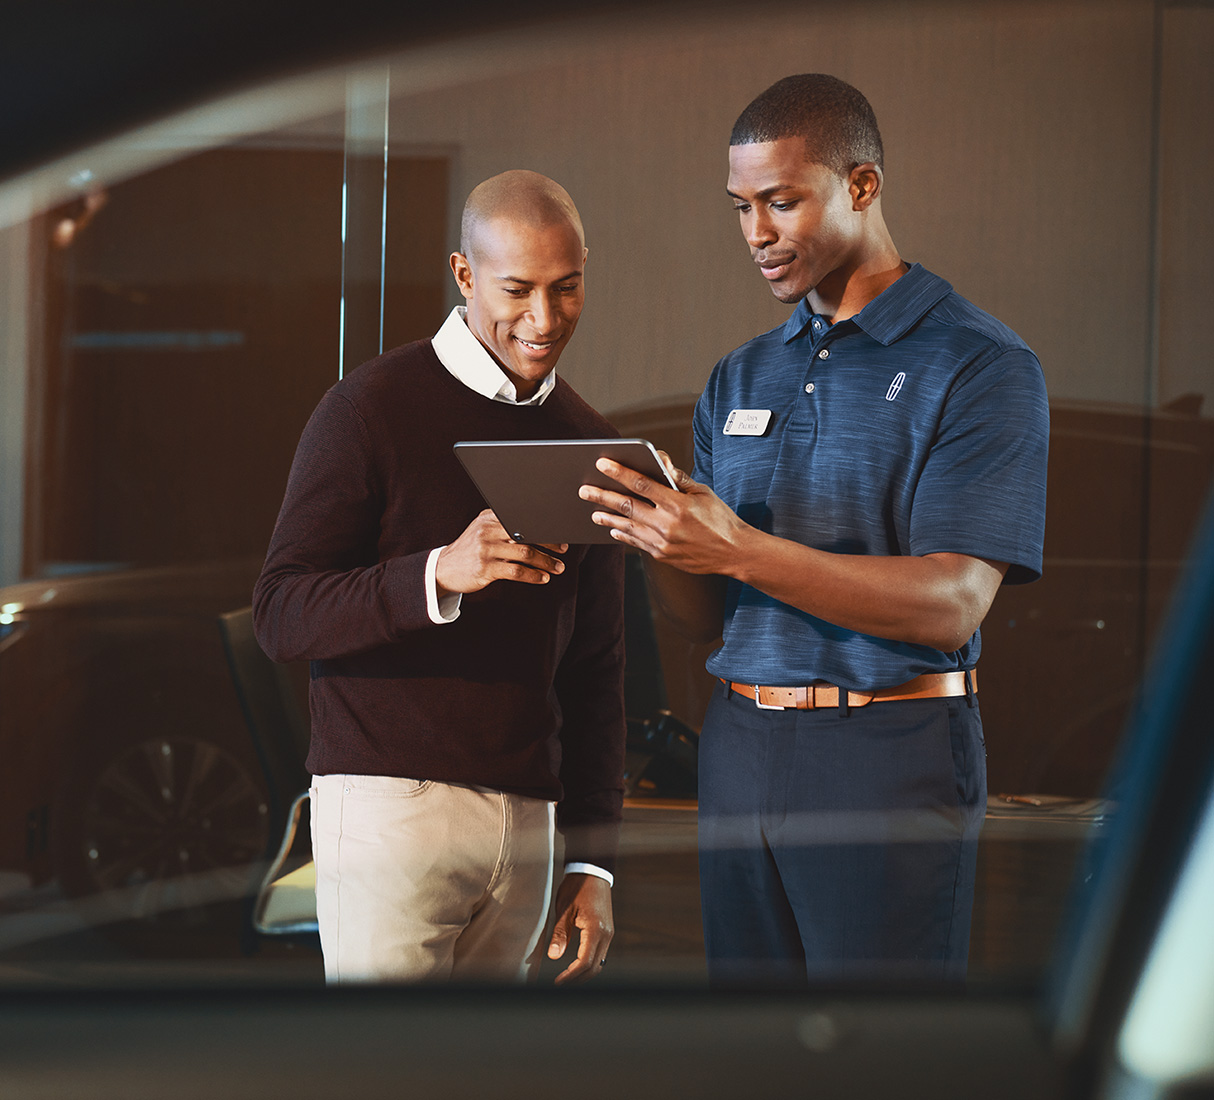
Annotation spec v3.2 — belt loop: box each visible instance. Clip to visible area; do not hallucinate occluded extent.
[837,683,849,719]
[724,680,734,699]
[964,669,975,708]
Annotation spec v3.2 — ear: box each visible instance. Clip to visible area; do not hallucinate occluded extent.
[848,163,883,210]
[450,251,475,300]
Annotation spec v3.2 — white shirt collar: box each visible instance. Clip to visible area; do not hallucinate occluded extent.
[431,305,556,406]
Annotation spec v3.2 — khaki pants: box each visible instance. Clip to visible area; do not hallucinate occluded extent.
[310,773,555,984]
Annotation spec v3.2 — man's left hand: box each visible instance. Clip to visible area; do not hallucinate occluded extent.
[547,873,613,985]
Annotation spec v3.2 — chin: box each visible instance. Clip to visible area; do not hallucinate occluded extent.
[771,284,809,305]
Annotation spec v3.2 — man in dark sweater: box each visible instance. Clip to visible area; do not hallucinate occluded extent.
[253,171,625,985]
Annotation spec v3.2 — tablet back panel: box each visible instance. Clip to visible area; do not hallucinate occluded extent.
[453,438,673,545]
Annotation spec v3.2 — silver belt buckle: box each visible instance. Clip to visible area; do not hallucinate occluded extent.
[753,685,786,710]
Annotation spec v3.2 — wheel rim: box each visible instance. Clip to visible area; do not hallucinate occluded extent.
[78,736,270,922]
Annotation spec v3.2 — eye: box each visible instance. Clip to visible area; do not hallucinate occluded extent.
[771,200,796,212]
[557,284,580,294]
[503,287,528,297]
[732,202,751,213]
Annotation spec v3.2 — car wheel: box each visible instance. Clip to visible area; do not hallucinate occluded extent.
[55,735,271,930]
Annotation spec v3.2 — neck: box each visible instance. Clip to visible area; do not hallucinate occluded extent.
[811,254,907,324]
[810,210,904,323]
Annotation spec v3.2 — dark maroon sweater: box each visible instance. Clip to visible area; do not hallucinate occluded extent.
[252,340,626,870]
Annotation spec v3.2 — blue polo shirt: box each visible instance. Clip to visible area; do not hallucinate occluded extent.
[693,263,1048,691]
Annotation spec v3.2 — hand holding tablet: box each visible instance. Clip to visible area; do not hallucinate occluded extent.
[454,438,677,545]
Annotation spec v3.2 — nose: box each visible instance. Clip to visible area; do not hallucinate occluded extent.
[528,291,560,334]
[743,208,777,251]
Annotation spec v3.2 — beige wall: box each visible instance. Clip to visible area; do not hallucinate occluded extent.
[2,0,1209,584]
[382,0,1208,417]
[1160,5,1214,407]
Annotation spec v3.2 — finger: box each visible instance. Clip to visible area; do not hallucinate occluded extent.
[497,541,566,576]
[587,509,632,535]
[487,560,564,586]
[669,465,696,491]
[554,930,599,985]
[594,457,665,498]
[555,915,613,985]
[496,523,569,557]
[587,511,674,562]
[588,509,646,543]
[578,483,649,519]
[547,912,571,961]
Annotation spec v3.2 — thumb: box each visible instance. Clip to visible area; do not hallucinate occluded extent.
[547,910,571,959]
[672,465,697,492]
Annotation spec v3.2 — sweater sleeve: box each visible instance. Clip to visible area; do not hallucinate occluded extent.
[552,541,627,874]
[252,390,437,662]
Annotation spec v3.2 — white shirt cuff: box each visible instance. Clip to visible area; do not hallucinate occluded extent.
[425,546,461,624]
[563,862,613,887]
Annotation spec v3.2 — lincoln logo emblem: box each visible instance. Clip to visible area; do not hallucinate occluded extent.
[885,372,906,401]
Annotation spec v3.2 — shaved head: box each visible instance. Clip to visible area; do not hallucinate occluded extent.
[460,170,585,263]
[449,170,588,399]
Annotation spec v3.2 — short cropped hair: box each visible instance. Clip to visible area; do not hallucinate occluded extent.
[730,74,884,176]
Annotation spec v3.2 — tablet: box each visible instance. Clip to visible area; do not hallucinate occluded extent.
[453,438,677,545]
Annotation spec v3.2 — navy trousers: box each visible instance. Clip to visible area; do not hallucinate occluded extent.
[698,681,987,988]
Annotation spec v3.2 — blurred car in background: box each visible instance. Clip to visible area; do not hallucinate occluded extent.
[1,392,1209,962]
[0,558,269,946]
[610,392,1214,798]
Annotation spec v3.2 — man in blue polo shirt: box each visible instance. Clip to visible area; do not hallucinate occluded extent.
[582,74,1048,986]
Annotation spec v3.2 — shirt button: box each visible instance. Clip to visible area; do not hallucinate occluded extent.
[804,382,816,394]
[817,348,830,359]
[812,319,823,331]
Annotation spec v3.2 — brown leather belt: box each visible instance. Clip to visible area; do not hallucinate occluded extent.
[721,670,975,710]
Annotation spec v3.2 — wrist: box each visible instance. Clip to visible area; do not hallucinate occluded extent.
[564,862,614,887]
[724,522,768,585]
[425,546,461,623]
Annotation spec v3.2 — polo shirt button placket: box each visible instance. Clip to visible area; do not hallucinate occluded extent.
[805,316,829,397]
[806,344,830,394]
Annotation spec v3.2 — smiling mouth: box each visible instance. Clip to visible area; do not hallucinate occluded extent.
[515,336,557,351]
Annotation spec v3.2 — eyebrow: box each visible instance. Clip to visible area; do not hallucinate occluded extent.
[726,184,793,200]
[494,271,583,285]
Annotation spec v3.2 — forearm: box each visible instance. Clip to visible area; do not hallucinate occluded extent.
[581,460,1003,654]
[252,550,433,662]
[728,528,1006,652]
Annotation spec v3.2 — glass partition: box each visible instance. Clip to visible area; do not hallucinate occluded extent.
[0,0,1210,992]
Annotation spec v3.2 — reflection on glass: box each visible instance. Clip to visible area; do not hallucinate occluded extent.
[0,2,1209,996]
[340,68,391,378]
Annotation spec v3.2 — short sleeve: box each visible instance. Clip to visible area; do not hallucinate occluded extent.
[909,347,1049,584]
[692,372,718,490]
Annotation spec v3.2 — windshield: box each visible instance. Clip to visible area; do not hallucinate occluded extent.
[0,1,1210,997]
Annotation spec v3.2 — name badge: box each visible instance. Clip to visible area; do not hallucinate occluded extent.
[723,409,772,436]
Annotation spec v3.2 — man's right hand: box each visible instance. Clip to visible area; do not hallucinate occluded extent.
[435,509,568,597]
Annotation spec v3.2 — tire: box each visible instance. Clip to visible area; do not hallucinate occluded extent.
[54,735,271,936]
